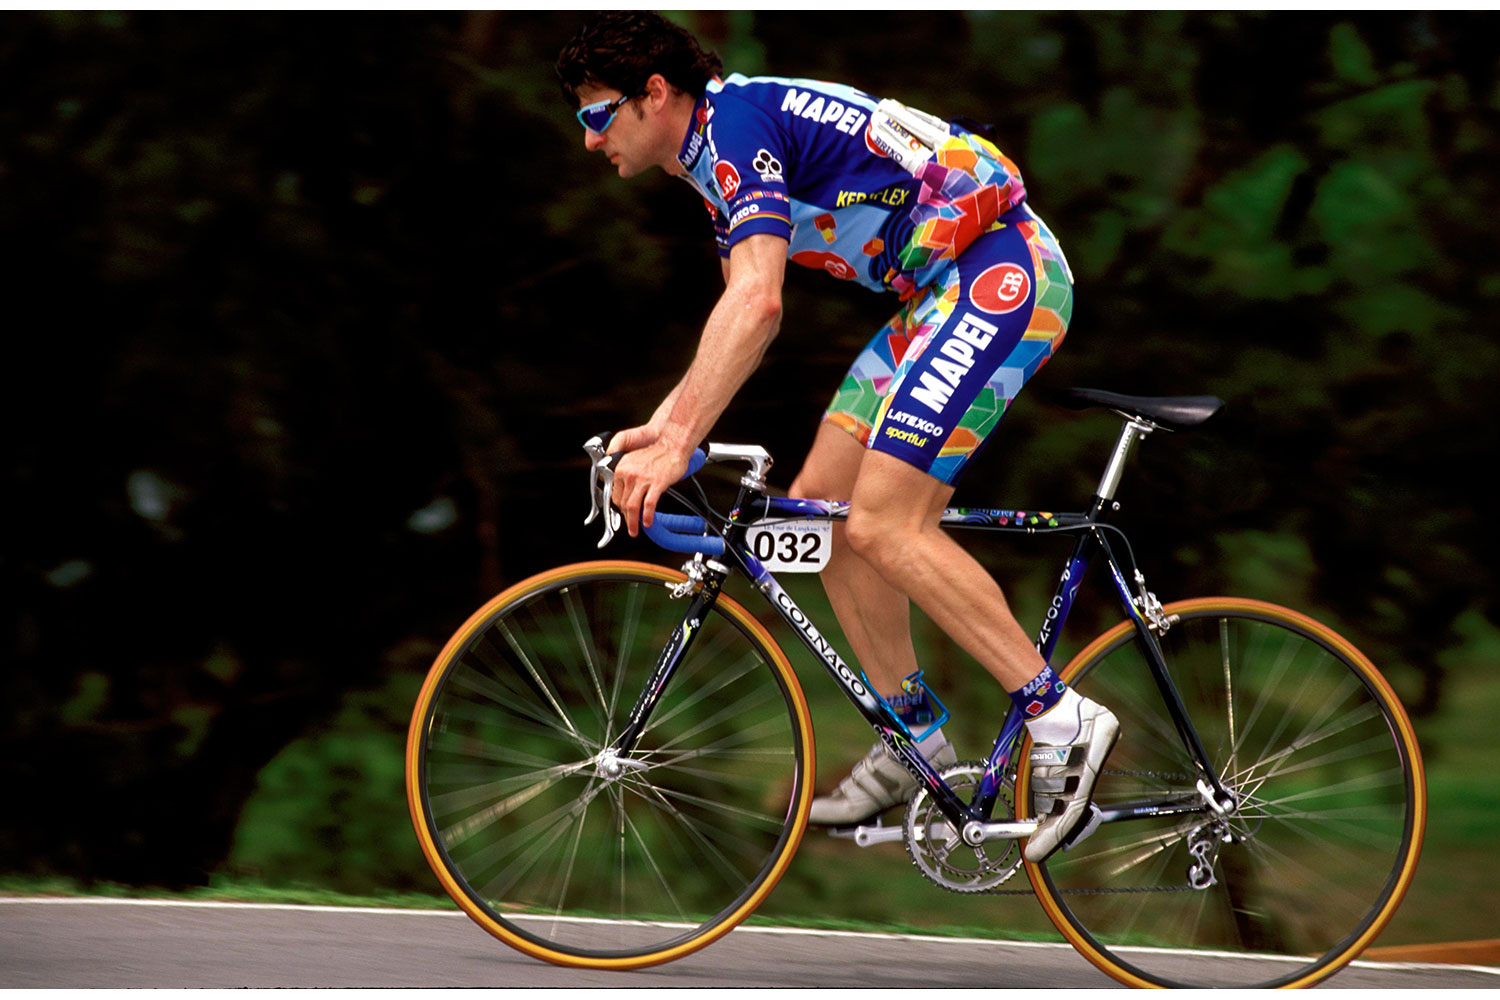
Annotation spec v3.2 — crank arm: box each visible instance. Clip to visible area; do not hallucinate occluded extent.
[827,821,905,848]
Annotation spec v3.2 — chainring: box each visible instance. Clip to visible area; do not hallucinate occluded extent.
[903,760,1024,893]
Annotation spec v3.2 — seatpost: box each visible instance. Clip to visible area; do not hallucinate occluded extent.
[1096,418,1156,502]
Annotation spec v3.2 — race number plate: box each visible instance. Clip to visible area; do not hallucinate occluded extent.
[745,519,832,573]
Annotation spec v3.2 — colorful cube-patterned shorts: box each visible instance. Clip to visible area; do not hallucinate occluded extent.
[824,209,1073,485]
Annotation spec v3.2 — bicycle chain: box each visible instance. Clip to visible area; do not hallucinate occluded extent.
[908,765,1204,895]
[958,768,1202,896]
[972,883,1201,896]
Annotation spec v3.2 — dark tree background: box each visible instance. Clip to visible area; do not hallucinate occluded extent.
[3,12,1495,893]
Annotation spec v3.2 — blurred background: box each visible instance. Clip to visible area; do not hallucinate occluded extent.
[4,11,1496,945]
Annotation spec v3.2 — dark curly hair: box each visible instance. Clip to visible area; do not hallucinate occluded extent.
[556,12,723,106]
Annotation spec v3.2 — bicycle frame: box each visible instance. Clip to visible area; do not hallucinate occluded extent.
[596,416,1236,838]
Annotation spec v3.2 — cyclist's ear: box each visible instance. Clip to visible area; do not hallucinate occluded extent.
[641,72,678,111]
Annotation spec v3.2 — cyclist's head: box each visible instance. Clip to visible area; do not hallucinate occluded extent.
[556,12,723,108]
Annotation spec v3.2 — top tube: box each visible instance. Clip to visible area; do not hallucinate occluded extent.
[752,496,1092,532]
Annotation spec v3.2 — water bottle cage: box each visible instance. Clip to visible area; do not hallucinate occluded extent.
[889,669,950,742]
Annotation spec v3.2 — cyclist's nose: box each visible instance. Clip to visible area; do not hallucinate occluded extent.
[584,129,606,152]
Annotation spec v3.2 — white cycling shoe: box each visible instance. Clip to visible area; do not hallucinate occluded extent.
[1023,695,1120,863]
[809,736,957,826]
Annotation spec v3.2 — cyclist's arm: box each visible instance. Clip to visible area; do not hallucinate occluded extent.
[609,252,734,446]
[611,232,787,535]
[612,255,733,444]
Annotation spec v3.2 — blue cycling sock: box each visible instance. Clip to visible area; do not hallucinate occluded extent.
[1008,664,1067,721]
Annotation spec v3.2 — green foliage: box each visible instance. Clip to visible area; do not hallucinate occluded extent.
[228,667,430,894]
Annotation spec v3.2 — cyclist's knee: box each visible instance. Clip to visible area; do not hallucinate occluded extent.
[844,504,903,571]
[845,455,948,569]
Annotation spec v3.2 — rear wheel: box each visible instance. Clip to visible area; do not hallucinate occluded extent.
[406,561,814,969]
[1017,598,1425,988]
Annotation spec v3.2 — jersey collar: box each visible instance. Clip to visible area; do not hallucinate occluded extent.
[676,87,716,172]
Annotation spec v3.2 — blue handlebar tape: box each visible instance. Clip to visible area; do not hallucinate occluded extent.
[644,512,724,555]
[639,449,719,554]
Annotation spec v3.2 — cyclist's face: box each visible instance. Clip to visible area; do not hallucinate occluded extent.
[576,84,651,178]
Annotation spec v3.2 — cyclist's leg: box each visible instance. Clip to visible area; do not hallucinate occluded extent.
[835,217,1070,691]
[836,219,1112,856]
[795,317,960,824]
[787,424,921,698]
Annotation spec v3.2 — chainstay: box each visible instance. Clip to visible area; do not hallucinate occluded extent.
[966,881,1201,897]
[1057,884,1200,894]
[1104,768,1196,782]
[917,770,1202,894]
[1005,768,1202,896]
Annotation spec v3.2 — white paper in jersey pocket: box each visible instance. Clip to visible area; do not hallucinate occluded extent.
[745,519,833,573]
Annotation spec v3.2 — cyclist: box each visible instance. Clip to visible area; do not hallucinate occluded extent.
[556,12,1117,862]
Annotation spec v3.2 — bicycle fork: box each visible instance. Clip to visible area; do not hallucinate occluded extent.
[603,560,730,761]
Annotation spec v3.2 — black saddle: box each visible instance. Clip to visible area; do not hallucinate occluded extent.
[1057,388,1225,431]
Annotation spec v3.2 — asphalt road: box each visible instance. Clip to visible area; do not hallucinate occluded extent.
[3,898,1497,989]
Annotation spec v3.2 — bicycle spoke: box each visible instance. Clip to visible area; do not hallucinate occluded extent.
[652,691,786,758]
[469,777,609,900]
[428,759,591,819]
[642,643,766,740]
[561,585,613,733]
[622,773,788,834]
[605,583,647,742]
[446,666,600,751]
[531,792,593,946]
[619,794,689,922]
[626,779,762,887]
[1061,822,1189,884]
[1231,728,1396,803]
[1219,616,1239,785]
[496,620,589,746]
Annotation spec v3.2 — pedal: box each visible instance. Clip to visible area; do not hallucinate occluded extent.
[827,819,905,847]
[1062,802,1103,852]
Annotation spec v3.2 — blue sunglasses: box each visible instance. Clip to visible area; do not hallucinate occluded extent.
[576,93,640,134]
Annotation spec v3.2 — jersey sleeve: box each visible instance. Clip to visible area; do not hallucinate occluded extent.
[706,100,794,250]
[701,196,730,256]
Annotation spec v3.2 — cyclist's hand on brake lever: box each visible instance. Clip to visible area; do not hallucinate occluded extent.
[605,423,658,455]
[611,435,692,537]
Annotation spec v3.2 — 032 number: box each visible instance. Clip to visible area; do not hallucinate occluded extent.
[745,521,832,573]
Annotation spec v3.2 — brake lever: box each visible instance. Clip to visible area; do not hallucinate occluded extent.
[582,434,622,548]
[584,435,606,524]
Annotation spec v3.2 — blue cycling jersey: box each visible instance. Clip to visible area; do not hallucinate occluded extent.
[675,74,1029,298]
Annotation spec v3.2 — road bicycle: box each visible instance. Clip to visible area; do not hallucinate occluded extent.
[404,387,1426,988]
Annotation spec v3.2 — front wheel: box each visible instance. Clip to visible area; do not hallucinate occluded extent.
[406,560,815,969]
[1016,598,1426,988]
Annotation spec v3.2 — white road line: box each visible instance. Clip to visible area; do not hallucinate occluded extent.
[2,897,1495,976]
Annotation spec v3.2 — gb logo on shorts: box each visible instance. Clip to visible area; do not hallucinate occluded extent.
[752,149,784,183]
[972,262,1031,315]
